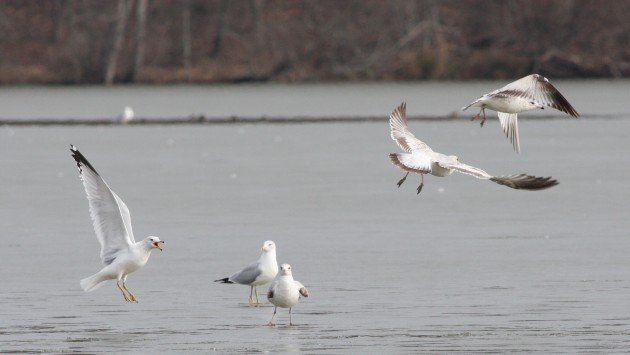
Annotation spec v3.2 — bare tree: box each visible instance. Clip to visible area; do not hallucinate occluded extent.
[182,0,192,81]
[133,0,148,82]
[210,0,229,58]
[105,0,133,85]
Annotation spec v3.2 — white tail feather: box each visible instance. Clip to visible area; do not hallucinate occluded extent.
[80,272,108,292]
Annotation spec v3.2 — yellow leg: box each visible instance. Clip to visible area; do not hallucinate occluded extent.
[122,282,138,303]
[117,281,131,302]
[248,286,254,306]
[254,286,261,306]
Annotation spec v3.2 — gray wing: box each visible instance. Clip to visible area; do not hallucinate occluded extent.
[229,262,262,285]
[71,145,135,265]
[435,155,558,190]
[434,155,493,180]
[389,102,433,153]
[494,74,579,117]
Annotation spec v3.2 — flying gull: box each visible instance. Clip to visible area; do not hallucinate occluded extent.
[388,102,558,194]
[71,145,164,302]
[462,74,579,152]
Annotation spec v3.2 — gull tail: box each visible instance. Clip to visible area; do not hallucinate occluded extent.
[490,174,558,190]
[461,98,481,111]
[80,272,107,292]
[214,277,235,284]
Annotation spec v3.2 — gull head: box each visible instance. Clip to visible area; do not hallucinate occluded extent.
[261,240,276,252]
[449,155,459,162]
[146,236,164,251]
[279,263,292,276]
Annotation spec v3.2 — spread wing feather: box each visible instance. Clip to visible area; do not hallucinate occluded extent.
[389,102,433,152]
[436,157,558,190]
[498,112,520,152]
[71,145,135,265]
[495,74,579,117]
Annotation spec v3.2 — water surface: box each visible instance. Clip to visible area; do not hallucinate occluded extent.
[0,80,627,120]
[0,85,629,352]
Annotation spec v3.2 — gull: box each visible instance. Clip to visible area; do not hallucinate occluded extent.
[70,145,164,302]
[215,241,278,306]
[388,102,558,194]
[462,74,579,152]
[118,106,134,124]
[267,264,309,326]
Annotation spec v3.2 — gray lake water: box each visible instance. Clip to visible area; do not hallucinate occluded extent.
[0,80,628,120]
[1,83,630,352]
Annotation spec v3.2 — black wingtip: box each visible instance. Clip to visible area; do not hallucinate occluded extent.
[491,174,559,191]
[536,75,580,118]
[70,145,99,175]
[214,277,234,284]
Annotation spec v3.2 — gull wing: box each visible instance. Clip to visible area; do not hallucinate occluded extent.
[389,102,433,153]
[389,153,432,174]
[435,156,558,190]
[229,262,262,285]
[71,145,135,265]
[295,281,309,297]
[267,279,279,299]
[494,74,579,117]
[497,112,520,152]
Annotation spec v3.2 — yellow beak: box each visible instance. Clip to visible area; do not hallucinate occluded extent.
[153,241,165,251]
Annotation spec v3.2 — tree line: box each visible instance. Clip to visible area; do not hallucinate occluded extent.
[0,0,628,85]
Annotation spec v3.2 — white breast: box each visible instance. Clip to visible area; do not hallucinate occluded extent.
[269,279,300,308]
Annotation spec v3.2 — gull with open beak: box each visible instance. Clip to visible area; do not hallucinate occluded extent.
[70,145,164,303]
[215,241,278,306]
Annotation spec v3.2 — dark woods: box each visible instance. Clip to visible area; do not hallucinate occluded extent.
[0,0,628,85]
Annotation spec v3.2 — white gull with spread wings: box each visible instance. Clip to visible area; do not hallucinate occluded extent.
[462,74,579,152]
[388,102,558,194]
[71,145,164,302]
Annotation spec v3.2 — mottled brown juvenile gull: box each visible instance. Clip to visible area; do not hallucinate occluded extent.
[388,102,558,194]
[71,145,164,303]
[462,74,579,152]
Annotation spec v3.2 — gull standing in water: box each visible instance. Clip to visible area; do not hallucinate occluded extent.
[267,264,309,326]
[462,74,579,152]
[388,102,558,194]
[70,145,164,302]
[215,241,278,306]
[118,106,134,124]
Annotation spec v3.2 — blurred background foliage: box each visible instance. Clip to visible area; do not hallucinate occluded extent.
[0,0,628,84]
